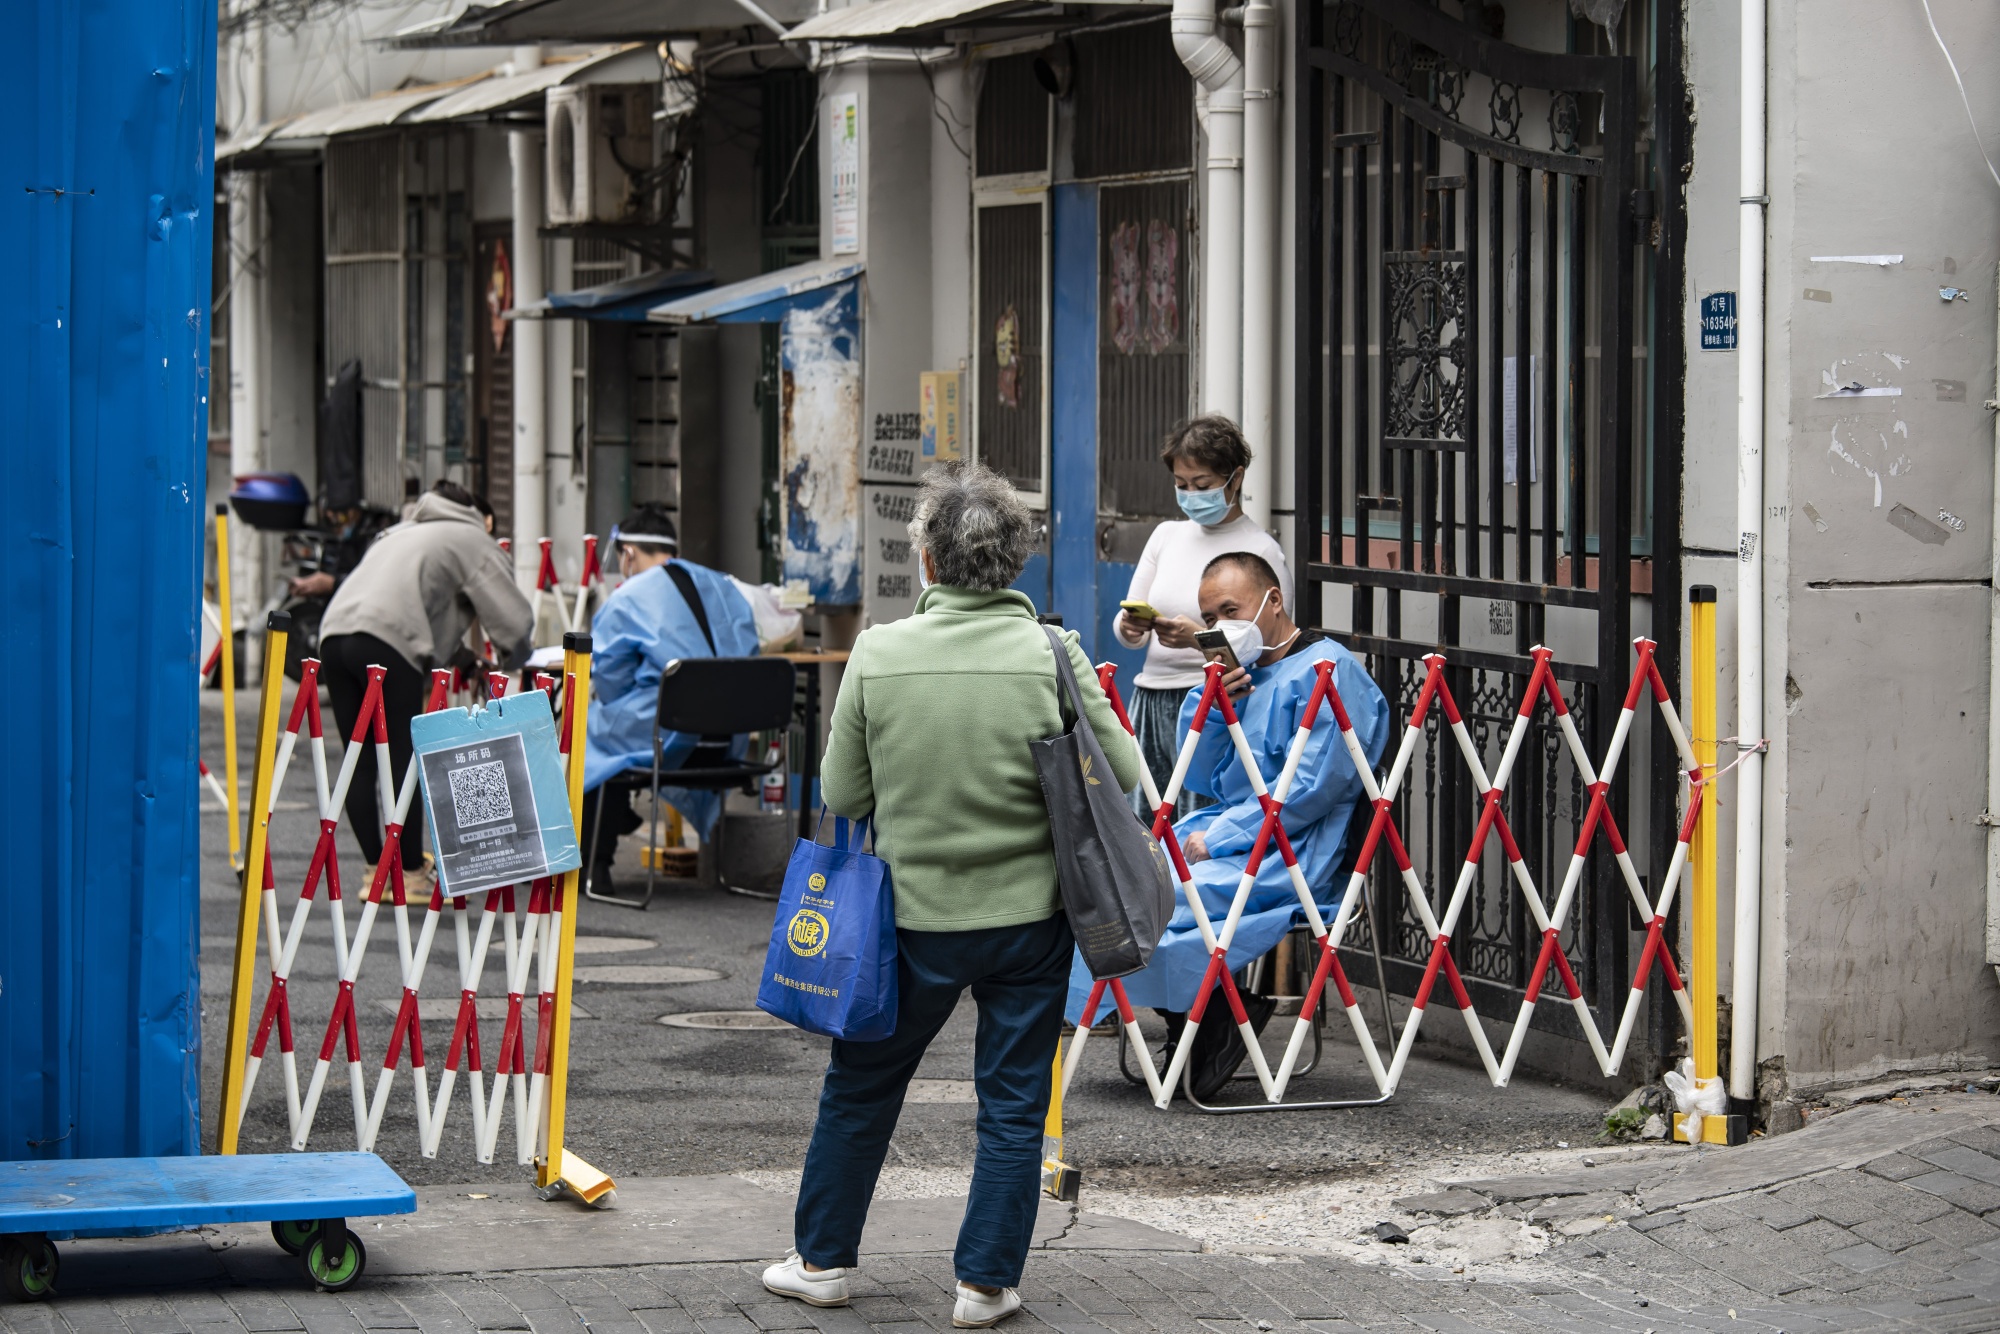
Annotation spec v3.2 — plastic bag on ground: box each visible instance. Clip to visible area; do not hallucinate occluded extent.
[1663,1056,1728,1143]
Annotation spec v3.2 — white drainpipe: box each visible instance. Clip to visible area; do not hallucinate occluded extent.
[1986,271,2000,985]
[1175,0,1243,427]
[1731,0,1768,1103]
[509,45,547,589]
[1238,0,1276,530]
[228,19,267,684]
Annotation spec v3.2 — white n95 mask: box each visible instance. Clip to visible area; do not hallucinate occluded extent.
[1216,617,1264,666]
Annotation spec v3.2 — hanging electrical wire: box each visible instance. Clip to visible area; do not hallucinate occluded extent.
[1921,0,2000,192]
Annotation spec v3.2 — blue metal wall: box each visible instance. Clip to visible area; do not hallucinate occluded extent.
[1049,183,1099,643]
[0,0,216,1159]
[1041,183,1145,684]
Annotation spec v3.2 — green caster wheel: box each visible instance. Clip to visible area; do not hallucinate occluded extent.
[1,1236,58,1301]
[301,1230,366,1292]
[271,1219,319,1256]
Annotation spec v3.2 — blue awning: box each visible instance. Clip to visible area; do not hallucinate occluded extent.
[646,258,865,324]
[513,268,715,322]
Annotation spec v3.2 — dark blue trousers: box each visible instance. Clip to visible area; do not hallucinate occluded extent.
[794,912,1073,1287]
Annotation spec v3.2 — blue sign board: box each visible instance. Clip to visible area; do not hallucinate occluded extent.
[1700,292,1737,350]
[411,689,582,897]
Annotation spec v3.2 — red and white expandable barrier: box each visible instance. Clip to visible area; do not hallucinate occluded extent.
[535,535,604,636]
[1071,638,1707,1109]
[233,658,581,1163]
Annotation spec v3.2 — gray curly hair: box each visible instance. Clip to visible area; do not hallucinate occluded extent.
[908,461,1035,592]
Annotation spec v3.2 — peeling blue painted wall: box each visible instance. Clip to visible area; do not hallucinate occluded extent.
[781,283,862,606]
[0,0,216,1159]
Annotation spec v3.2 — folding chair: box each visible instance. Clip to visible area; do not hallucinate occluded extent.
[1117,797,1399,1109]
[584,656,797,909]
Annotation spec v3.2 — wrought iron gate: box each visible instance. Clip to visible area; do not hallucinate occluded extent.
[1293,0,1686,1056]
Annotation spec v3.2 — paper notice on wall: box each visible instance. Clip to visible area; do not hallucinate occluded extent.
[830,92,860,256]
[863,482,921,626]
[1502,355,1539,485]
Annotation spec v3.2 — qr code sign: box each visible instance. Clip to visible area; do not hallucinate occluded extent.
[448,760,514,829]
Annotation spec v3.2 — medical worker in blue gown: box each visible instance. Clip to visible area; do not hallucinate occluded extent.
[1068,551,1389,1094]
[580,504,760,892]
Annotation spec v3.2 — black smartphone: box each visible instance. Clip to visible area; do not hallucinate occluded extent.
[1193,628,1239,671]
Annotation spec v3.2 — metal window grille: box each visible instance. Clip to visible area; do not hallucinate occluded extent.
[1096,178,1190,519]
[1073,21,1193,180]
[324,129,471,507]
[974,198,1048,494]
[975,56,1049,179]
[1293,0,1686,1063]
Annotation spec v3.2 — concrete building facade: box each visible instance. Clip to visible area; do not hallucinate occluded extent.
[215,0,2000,1114]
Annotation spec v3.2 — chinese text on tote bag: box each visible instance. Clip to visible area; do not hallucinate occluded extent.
[756,813,898,1040]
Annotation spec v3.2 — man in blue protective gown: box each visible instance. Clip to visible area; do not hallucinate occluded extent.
[1068,551,1389,1096]
[580,504,761,892]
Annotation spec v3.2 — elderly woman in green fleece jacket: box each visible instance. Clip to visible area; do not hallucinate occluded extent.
[761,461,1141,1328]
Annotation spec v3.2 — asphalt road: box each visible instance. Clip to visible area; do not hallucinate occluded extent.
[197,684,1611,1192]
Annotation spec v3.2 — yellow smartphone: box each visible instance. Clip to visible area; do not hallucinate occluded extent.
[1120,599,1162,620]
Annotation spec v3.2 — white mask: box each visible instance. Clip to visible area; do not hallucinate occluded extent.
[1214,589,1275,664]
[917,547,932,591]
[1215,615,1264,666]
[1215,589,1294,667]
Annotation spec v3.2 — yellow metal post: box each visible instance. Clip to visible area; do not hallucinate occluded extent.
[1680,586,1738,1145]
[1041,1044,1079,1201]
[218,611,289,1153]
[214,504,242,870]
[538,632,616,1204]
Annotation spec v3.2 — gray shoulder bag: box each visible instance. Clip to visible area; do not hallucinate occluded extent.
[1030,625,1177,979]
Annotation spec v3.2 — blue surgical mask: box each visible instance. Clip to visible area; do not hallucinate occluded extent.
[1175,471,1239,527]
[917,548,932,591]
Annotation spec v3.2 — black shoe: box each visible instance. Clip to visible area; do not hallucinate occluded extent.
[1185,987,1277,1101]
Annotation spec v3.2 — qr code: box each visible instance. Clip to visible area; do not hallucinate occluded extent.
[448,760,514,828]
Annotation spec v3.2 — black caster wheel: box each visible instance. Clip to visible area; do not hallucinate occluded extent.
[301,1230,366,1292]
[271,1219,319,1256]
[1,1235,58,1301]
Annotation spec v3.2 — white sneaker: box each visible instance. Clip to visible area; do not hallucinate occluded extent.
[952,1284,1022,1328]
[762,1251,850,1307]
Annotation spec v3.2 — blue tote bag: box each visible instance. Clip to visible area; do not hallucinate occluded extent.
[755,813,898,1040]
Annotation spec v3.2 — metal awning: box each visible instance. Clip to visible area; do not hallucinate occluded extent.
[647,258,863,324]
[273,78,483,139]
[783,0,1161,44]
[388,0,821,47]
[408,46,658,122]
[218,76,485,164]
[513,268,716,321]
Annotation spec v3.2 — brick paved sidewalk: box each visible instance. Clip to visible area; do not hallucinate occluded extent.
[3,1233,1996,1334]
[8,1097,2000,1334]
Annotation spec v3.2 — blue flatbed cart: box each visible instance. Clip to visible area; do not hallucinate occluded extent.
[0,1152,415,1299]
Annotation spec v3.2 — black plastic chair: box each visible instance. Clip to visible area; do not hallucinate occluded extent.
[584,656,798,909]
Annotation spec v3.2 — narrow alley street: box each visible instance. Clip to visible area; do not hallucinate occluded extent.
[15,691,1998,1334]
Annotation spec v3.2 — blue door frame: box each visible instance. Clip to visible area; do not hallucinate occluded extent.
[1005,184,1146,687]
[1042,183,1146,683]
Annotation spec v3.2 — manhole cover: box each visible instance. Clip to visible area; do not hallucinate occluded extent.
[571,935,658,955]
[657,1010,794,1031]
[573,965,723,984]
[905,1079,978,1104]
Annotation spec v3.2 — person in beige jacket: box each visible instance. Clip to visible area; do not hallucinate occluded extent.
[318,481,533,882]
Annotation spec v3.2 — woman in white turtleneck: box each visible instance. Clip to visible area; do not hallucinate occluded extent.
[1113,416,1294,817]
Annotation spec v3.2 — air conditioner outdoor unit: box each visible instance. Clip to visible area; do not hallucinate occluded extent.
[545,82,659,226]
